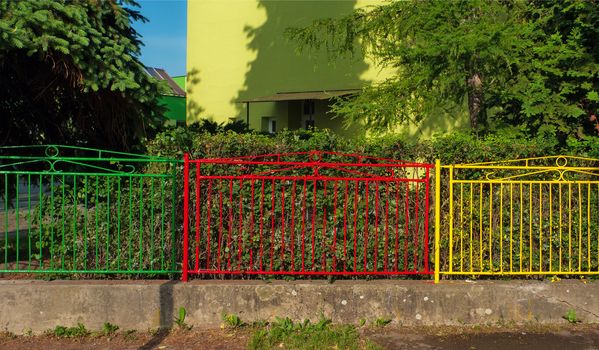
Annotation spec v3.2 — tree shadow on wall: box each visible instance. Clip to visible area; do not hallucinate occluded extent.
[186,68,204,124]
[233,0,369,119]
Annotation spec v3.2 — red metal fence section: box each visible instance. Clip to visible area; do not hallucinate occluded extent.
[182,151,433,280]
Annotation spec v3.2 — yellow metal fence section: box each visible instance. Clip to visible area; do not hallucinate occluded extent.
[437,156,599,277]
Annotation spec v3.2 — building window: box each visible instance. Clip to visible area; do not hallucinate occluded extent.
[302,100,315,130]
[269,118,277,134]
[303,100,315,115]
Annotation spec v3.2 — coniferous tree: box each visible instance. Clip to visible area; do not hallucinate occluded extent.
[288,0,599,141]
[0,0,165,150]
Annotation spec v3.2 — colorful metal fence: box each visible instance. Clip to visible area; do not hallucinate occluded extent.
[182,151,433,280]
[436,156,599,281]
[3,146,596,282]
[0,145,180,275]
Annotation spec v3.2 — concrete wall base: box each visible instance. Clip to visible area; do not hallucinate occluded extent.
[1,280,598,334]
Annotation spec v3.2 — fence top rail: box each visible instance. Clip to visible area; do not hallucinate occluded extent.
[0,145,178,163]
[445,155,598,168]
[0,145,179,176]
[442,155,598,182]
[189,150,434,168]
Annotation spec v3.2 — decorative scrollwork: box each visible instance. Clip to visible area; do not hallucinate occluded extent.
[456,155,599,182]
[0,144,175,175]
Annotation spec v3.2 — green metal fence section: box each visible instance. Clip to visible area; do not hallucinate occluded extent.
[0,145,180,275]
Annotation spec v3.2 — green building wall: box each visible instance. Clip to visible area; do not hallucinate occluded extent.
[186,0,468,139]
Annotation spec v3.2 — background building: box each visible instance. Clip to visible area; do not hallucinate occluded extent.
[186,0,392,137]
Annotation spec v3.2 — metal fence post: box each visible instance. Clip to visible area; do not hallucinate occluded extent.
[434,159,441,284]
[182,153,189,282]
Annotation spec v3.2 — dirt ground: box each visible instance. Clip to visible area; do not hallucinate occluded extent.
[2,324,599,350]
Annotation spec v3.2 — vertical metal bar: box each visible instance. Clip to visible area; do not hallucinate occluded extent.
[149,178,154,270]
[343,180,350,272]
[127,176,132,270]
[587,183,591,272]
[15,174,20,270]
[424,168,430,273]
[182,153,189,280]
[226,180,233,270]
[206,179,213,270]
[539,184,542,273]
[413,181,420,272]
[320,182,328,271]
[73,176,78,270]
[259,179,266,271]
[138,177,143,269]
[404,182,409,271]
[569,183,572,272]
[249,179,256,271]
[529,183,533,272]
[27,174,31,270]
[383,182,390,272]
[434,160,441,283]
[60,174,65,270]
[510,183,513,273]
[301,178,306,271]
[331,181,340,271]
[549,184,552,272]
[39,174,43,268]
[479,183,483,271]
[159,177,164,271]
[499,183,503,273]
[352,180,359,272]
[519,183,524,272]
[394,180,400,272]
[489,183,493,272]
[363,180,369,272]
[559,183,563,272]
[373,181,380,271]
[238,179,245,271]
[217,187,224,271]
[459,183,464,272]
[310,179,318,270]
[578,182,582,272]
[116,176,121,270]
[280,183,286,271]
[194,163,201,272]
[106,177,111,271]
[290,180,297,270]
[269,179,276,271]
[448,167,454,273]
[51,173,56,270]
[4,174,7,269]
[469,183,473,272]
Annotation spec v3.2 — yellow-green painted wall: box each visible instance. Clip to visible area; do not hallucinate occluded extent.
[186,0,468,138]
[187,1,386,128]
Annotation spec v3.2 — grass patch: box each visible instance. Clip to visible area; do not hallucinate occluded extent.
[249,316,382,350]
[49,323,89,338]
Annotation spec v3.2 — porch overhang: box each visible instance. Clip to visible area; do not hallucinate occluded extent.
[237,89,360,103]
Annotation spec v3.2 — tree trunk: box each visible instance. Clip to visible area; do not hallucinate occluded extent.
[467,72,484,130]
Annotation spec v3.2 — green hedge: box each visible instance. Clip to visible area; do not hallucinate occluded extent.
[145,127,598,279]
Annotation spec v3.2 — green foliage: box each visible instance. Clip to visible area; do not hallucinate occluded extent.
[563,309,581,324]
[0,0,165,150]
[288,0,599,142]
[373,317,391,327]
[249,316,382,350]
[222,313,245,328]
[174,307,191,330]
[101,322,119,336]
[50,323,89,338]
[145,127,597,278]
